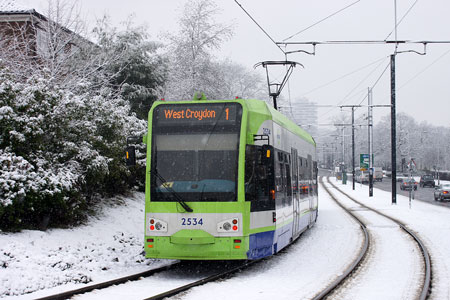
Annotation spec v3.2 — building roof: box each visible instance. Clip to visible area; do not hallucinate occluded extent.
[0,0,35,14]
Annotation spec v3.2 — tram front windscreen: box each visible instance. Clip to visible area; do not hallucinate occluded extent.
[150,103,242,202]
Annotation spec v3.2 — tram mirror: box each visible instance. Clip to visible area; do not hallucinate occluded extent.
[125,146,136,166]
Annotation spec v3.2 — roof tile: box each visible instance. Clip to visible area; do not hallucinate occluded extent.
[0,0,35,13]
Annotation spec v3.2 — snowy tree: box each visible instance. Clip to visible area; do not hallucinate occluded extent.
[163,0,234,100]
[394,113,416,172]
[201,59,266,100]
[372,116,391,169]
[0,2,167,231]
[93,17,167,119]
[318,110,450,173]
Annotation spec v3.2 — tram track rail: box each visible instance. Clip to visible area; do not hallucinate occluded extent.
[143,259,259,300]
[312,177,370,300]
[315,176,431,300]
[35,259,259,300]
[33,176,431,300]
[34,263,178,300]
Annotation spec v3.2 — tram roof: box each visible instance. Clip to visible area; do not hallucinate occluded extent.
[243,99,316,146]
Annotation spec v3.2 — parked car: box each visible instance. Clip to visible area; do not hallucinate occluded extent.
[419,174,435,188]
[434,184,450,201]
[400,178,418,191]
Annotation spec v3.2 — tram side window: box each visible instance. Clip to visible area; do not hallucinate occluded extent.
[245,145,274,211]
[244,146,256,201]
[299,156,307,198]
[285,164,292,197]
[279,163,285,193]
[273,151,280,191]
[307,155,313,195]
[245,145,267,200]
[285,163,292,207]
[291,148,298,195]
[278,152,283,162]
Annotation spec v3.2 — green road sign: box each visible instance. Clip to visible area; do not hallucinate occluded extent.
[360,154,374,170]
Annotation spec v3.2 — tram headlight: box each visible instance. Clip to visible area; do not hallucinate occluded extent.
[155,222,163,230]
[217,218,239,233]
[223,222,231,231]
[148,217,167,232]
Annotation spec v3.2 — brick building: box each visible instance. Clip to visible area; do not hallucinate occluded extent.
[0,0,89,67]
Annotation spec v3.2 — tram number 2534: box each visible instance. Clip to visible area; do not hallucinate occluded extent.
[181,217,203,226]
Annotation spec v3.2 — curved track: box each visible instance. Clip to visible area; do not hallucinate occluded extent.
[34,177,431,300]
[316,176,431,300]
[312,177,370,300]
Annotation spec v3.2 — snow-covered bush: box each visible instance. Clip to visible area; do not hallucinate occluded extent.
[0,69,146,231]
[94,19,167,120]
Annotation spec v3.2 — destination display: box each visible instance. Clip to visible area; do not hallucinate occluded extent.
[154,103,241,126]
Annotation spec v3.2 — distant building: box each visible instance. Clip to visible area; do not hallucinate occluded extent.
[289,98,318,137]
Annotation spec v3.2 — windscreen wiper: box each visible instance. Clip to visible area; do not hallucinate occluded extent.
[151,169,193,212]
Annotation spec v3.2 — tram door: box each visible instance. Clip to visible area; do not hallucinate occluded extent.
[291,148,300,236]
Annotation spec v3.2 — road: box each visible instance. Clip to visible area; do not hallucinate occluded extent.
[350,175,450,208]
[319,169,450,209]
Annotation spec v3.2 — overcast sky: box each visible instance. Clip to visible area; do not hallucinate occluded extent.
[22,0,450,128]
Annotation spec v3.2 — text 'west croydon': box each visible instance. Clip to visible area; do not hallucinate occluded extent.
[163,108,217,121]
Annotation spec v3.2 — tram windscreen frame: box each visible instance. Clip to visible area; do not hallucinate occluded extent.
[151,102,242,202]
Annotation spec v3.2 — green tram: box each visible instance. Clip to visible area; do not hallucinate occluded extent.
[142,98,318,260]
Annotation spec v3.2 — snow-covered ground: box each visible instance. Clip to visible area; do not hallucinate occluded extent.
[323,179,424,299]
[1,179,450,299]
[335,179,450,299]
[0,193,170,299]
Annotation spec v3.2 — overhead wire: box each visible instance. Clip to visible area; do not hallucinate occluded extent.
[352,49,450,112]
[318,88,367,124]
[363,47,450,108]
[357,60,391,106]
[334,60,390,124]
[318,56,390,119]
[284,51,294,117]
[349,43,444,123]
[234,0,296,112]
[349,0,420,122]
[234,0,365,111]
[301,56,387,96]
[235,0,440,131]
[234,0,285,55]
[384,0,420,41]
[344,60,390,127]
[399,48,450,89]
[283,0,362,41]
